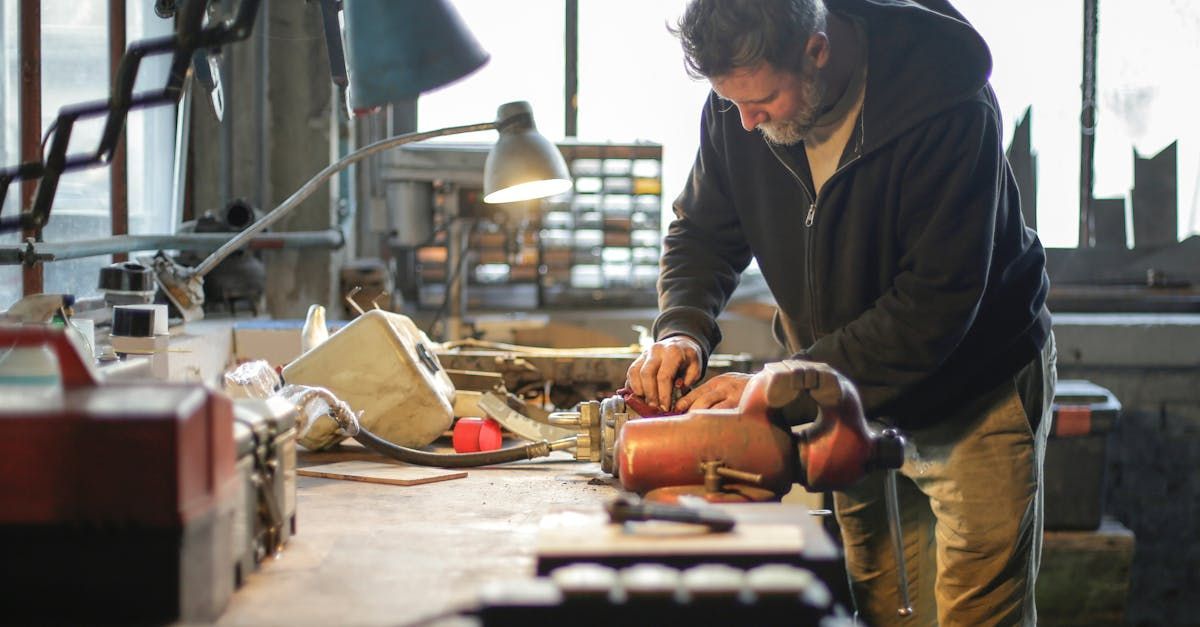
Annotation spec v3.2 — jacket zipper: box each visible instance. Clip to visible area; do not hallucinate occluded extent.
[769,145,862,342]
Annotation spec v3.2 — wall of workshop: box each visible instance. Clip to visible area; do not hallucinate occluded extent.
[192,1,339,319]
[1054,315,1200,626]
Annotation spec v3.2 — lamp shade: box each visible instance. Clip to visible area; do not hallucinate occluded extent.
[483,102,573,204]
[343,0,489,114]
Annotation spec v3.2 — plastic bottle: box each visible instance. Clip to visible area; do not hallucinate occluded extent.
[0,343,63,405]
[301,304,329,353]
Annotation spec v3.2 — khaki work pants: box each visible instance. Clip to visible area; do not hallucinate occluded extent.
[835,334,1057,626]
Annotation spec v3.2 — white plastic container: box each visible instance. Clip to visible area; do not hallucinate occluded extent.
[0,344,62,406]
[282,310,455,450]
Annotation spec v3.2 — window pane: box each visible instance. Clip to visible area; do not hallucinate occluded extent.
[1094,0,1200,242]
[40,0,110,299]
[0,2,19,307]
[126,4,176,238]
[958,0,1083,247]
[577,0,710,236]
[417,0,564,141]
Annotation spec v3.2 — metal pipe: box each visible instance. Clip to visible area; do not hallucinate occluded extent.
[1078,0,1099,247]
[109,0,129,262]
[564,0,578,137]
[19,0,42,295]
[219,17,234,207]
[445,187,466,341]
[0,229,344,266]
[886,469,914,617]
[356,426,572,468]
[256,0,270,213]
[170,75,193,230]
[193,121,497,278]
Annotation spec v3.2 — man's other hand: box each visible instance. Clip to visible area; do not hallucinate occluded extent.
[626,336,703,411]
[675,372,753,411]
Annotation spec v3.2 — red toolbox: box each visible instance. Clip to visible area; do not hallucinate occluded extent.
[0,326,237,623]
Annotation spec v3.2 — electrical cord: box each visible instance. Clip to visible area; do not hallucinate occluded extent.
[284,384,574,467]
[283,382,577,469]
[353,424,575,468]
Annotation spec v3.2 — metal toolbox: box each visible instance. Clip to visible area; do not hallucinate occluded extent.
[0,327,238,624]
[232,396,299,584]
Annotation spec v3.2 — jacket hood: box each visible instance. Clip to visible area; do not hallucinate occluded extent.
[826,0,994,154]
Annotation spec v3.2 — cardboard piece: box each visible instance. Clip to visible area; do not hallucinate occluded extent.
[233,320,305,368]
[297,460,466,486]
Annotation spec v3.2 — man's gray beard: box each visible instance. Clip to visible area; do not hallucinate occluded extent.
[759,73,825,146]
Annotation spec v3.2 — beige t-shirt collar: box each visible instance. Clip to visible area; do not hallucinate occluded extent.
[805,19,868,196]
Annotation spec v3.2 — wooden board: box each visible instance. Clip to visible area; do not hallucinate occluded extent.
[297,461,467,486]
[538,520,805,557]
[534,509,810,575]
[1038,518,1135,626]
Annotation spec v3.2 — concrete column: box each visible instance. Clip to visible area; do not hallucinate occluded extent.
[262,0,335,318]
[191,0,336,319]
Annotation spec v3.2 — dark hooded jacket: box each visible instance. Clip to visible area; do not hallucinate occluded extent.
[653,0,1051,428]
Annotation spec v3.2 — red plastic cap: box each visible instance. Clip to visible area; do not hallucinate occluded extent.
[452,417,503,453]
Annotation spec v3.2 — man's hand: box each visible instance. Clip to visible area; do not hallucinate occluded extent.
[675,372,753,411]
[626,336,703,411]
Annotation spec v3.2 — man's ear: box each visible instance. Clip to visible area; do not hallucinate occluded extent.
[806,32,830,69]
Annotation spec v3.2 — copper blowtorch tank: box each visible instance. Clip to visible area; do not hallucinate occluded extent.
[614,371,797,498]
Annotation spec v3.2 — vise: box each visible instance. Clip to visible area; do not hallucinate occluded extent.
[539,359,905,503]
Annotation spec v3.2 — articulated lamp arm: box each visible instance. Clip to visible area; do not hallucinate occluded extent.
[159,100,570,322]
[193,121,496,277]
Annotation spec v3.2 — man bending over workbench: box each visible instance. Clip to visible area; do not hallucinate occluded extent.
[626,0,1057,624]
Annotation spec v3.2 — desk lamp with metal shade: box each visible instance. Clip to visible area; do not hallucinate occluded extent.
[155,0,572,332]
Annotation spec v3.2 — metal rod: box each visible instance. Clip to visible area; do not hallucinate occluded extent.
[1078,0,1099,247]
[564,0,578,137]
[256,0,270,213]
[170,75,193,230]
[0,229,344,266]
[19,0,42,295]
[219,9,235,208]
[549,437,579,452]
[885,469,914,617]
[714,465,764,485]
[445,187,466,341]
[109,0,129,262]
[352,106,374,257]
[193,121,497,278]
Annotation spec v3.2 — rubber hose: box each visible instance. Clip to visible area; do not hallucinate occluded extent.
[354,425,553,468]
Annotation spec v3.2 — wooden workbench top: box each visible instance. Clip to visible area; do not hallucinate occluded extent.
[212,444,841,627]
[216,447,616,627]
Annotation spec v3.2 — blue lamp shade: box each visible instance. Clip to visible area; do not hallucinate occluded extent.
[343,0,490,115]
[483,102,573,204]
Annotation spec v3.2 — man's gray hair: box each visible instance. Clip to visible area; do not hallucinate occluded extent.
[671,0,828,79]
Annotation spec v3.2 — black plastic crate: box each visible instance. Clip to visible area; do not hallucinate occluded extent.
[1044,380,1121,530]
